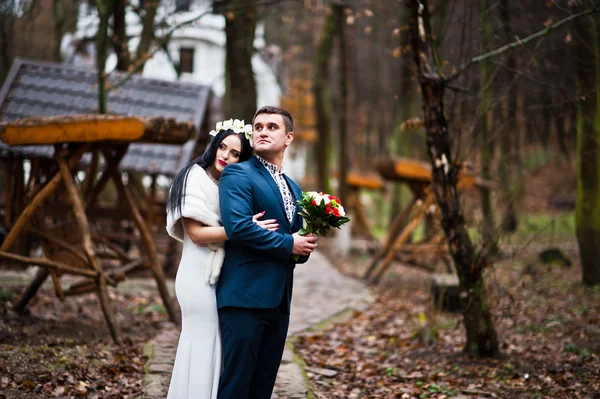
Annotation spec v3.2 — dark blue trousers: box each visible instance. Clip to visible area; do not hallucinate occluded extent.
[217,304,289,399]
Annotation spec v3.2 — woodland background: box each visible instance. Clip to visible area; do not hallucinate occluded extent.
[1,0,599,398]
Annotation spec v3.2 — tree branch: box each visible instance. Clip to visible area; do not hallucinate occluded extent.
[445,4,600,83]
[107,0,295,92]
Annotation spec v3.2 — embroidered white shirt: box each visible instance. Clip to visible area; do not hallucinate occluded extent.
[255,155,295,223]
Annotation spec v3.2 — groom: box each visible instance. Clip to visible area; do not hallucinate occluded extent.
[217,106,318,399]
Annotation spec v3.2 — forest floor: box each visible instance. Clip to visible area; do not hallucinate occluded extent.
[0,277,169,398]
[1,156,598,399]
[299,236,599,399]
[291,157,599,398]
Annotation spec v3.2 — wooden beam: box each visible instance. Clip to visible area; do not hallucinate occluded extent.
[65,258,145,296]
[363,197,417,280]
[0,115,145,145]
[369,192,436,284]
[26,157,40,194]
[28,227,89,265]
[146,173,158,233]
[3,156,13,227]
[85,146,128,209]
[13,268,49,313]
[0,144,90,254]
[83,151,99,197]
[49,270,65,301]
[91,234,131,263]
[56,147,122,344]
[0,115,194,145]
[0,250,97,277]
[106,150,180,325]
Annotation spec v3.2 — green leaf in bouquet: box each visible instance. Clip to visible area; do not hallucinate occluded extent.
[298,227,308,236]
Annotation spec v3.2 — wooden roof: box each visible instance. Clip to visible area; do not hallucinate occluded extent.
[0,59,212,175]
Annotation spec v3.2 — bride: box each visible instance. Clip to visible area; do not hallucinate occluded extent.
[165,120,278,399]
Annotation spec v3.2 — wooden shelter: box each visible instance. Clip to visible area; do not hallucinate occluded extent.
[0,59,216,270]
[0,114,194,343]
[364,157,494,284]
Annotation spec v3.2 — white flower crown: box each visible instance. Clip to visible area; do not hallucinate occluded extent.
[209,119,253,147]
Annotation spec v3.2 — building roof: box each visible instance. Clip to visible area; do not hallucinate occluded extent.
[0,58,212,175]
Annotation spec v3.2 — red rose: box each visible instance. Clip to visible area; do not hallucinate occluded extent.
[311,199,317,206]
[333,208,340,217]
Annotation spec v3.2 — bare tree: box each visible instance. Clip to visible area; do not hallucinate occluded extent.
[574,9,600,286]
[218,0,259,122]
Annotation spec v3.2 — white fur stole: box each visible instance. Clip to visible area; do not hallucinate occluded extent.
[166,165,224,285]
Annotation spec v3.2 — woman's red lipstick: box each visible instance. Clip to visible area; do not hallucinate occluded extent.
[218,160,227,167]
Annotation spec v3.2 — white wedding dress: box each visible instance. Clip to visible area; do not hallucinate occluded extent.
[166,165,223,399]
[166,227,221,399]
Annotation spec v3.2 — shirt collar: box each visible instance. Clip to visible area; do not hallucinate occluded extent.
[254,154,285,175]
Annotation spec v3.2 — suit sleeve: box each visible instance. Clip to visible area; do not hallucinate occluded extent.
[219,164,294,261]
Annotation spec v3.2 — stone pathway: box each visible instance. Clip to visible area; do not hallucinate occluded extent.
[143,250,371,399]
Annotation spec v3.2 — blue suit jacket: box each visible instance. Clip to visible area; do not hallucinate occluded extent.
[216,156,306,311]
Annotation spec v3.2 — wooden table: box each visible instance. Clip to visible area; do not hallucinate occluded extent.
[364,157,494,284]
[0,115,193,343]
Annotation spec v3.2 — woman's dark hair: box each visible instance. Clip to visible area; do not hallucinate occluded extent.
[167,128,252,216]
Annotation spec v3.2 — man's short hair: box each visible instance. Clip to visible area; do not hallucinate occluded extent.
[253,106,294,133]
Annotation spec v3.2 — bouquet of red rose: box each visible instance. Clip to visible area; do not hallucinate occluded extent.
[297,191,351,236]
[292,191,350,261]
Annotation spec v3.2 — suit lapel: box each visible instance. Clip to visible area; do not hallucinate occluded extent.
[252,156,288,219]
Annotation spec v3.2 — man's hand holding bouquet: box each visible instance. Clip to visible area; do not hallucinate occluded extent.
[292,191,351,261]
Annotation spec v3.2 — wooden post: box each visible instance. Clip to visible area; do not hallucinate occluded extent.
[84,151,99,197]
[29,227,88,265]
[370,215,425,283]
[13,155,27,256]
[347,188,374,240]
[363,197,417,279]
[0,144,89,254]
[85,147,127,208]
[146,173,157,233]
[105,151,180,325]
[0,250,97,277]
[13,268,50,313]
[56,147,122,344]
[3,156,13,228]
[26,157,40,194]
[369,192,435,284]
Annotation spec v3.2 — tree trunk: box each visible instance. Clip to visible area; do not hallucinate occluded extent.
[313,5,335,194]
[497,0,519,233]
[0,1,15,85]
[52,0,65,62]
[222,0,258,122]
[95,0,114,114]
[113,0,132,71]
[390,6,417,225]
[478,0,498,254]
[135,0,159,70]
[575,15,600,286]
[335,2,349,206]
[408,0,499,357]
